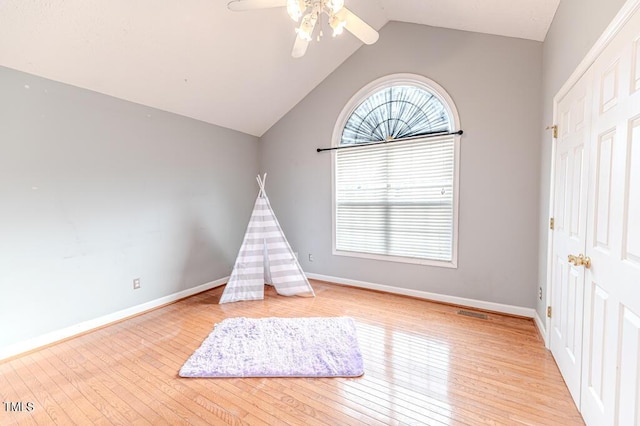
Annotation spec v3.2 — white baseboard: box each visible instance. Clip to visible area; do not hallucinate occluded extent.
[2,273,542,361]
[0,277,228,362]
[534,311,549,348]
[306,272,536,318]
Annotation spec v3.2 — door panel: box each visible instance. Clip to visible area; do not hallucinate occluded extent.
[594,130,615,250]
[624,118,640,263]
[550,72,592,405]
[617,308,640,425]
[584,283,609,412]
[580,9,640,425]
[632,38,640,92]
[599,60,619,114]
[558,153,569,230]
[570,145,585,238]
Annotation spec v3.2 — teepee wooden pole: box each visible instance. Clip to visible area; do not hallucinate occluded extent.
[256,173,267,198]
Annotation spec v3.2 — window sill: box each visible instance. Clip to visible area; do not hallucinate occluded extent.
[332,248,458,269]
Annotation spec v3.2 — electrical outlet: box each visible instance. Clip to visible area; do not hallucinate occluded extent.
[308,253,314,262]
[538,286,542,300]
[133,278,141,290]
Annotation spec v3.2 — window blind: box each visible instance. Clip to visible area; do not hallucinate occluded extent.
[335,135,455,261]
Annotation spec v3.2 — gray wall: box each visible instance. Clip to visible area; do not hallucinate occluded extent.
[537,0,627,320]
[3,0,624,349]
[0,66,259,349]
[260,22,543,308]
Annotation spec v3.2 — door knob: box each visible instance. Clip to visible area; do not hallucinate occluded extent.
[577,254,591,269]
[568,254,591,269]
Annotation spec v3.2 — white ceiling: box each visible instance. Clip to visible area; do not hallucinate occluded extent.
[0,0,560,137]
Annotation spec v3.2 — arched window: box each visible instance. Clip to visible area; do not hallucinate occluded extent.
[332,74,460,267]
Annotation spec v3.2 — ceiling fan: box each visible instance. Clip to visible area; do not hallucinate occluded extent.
[227,0,379,58]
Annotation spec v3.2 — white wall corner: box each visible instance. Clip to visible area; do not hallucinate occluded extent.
[0,277,228,362]
[306,273,537,318]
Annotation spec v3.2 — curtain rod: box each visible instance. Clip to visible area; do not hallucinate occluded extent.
[316,130,464,153]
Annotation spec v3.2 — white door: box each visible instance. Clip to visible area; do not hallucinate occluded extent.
[579,9,640,425]
[550,70,593,405]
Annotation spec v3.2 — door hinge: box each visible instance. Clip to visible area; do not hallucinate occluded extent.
[547,306,552,318]
[546,125,558,139]
[550,217,555,230]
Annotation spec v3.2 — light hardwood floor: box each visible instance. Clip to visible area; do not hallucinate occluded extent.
[0,281,584,425]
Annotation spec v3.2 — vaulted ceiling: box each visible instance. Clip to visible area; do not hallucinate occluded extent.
[0,0,560,136]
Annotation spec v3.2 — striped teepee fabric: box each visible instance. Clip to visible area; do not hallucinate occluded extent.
[219,175,314,304]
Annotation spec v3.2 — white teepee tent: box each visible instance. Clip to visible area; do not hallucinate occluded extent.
[219,174,315,304]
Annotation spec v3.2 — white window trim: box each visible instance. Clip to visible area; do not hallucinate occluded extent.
[331,73,461,268]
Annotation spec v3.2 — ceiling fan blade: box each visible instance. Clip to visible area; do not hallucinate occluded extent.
[292,34,310,58]
[336,7,379,45]
[227,0,287,12]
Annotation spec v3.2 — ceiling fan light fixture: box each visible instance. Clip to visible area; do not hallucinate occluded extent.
[286,0,305,21]
[327,0,344,13]
[329,15,346,36]
[295,13,317,41]
[227,0,379,58]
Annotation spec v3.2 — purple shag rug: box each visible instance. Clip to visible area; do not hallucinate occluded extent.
[179,317,364,378]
